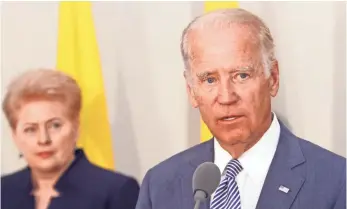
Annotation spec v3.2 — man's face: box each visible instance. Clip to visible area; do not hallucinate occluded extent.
[185,24,279,148]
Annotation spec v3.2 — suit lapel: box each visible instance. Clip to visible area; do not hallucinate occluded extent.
[49,149,91,209]
[180,139,214,209]
[179,121,306,209]
[256,122,306,209]
[12,168,35,209]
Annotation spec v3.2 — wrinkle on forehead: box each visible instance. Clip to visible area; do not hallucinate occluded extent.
[187,24,263,66]
[188,23,261,49]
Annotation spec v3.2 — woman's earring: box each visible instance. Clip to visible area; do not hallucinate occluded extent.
[19,153,23,158]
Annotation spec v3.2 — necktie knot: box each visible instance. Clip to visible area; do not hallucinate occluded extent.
[225,159,243,179]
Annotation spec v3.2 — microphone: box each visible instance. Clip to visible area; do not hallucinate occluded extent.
[192,162,221,209]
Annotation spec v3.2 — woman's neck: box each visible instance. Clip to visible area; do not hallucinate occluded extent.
[31,154,75,191]
[32,171,61,190]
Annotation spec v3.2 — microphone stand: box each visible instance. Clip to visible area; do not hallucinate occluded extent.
[194,200,201,209]
[193,190,206,209]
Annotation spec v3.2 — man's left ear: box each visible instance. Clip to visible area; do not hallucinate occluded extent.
[269,60,280,97]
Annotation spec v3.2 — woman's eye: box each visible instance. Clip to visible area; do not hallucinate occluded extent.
[50,122,62,130]
[24,127,36,133]
[53,123,61,128]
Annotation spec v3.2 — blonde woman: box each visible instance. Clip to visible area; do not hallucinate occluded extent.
[1,69,139,209]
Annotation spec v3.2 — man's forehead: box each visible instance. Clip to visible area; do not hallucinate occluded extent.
[186,25,263,74]
[190,52,262,70]
[187,29,261,60]
[187,23,259,44]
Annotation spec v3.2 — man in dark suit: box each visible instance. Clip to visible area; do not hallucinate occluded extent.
[136,8,346,209]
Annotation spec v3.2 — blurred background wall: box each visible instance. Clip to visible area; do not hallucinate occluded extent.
[1,1,346,182]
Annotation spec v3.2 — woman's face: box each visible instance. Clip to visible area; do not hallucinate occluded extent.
[12,100,78,173]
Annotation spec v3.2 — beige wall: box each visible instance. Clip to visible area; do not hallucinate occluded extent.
[241,1,346,157]
[1,2,345,182]
[1,2,60,174]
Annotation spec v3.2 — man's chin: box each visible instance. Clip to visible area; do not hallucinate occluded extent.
[213,130,251,146]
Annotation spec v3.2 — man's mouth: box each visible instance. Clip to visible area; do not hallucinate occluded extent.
[219,115,243,123]
[221,117,238,121]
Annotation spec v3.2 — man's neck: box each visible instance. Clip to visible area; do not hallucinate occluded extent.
[221,113,273,159]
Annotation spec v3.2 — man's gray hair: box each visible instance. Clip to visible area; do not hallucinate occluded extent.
[180,8,276,78]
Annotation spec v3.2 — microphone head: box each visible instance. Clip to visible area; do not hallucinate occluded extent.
[192,162,221,201]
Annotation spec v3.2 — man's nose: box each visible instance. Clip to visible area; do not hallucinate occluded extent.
[217,81,240,105]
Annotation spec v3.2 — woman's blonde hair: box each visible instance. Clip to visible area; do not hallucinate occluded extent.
[2,69,82,129]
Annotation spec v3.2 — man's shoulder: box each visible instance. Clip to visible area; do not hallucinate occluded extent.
[136,142,212,209]
[295,137,346,203]
[298,137,345,168]
[146,140,212,182]
[279,121,345,170]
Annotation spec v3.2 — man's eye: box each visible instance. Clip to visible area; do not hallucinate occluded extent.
[206,77,216,84]
[235,73,250,81]
[240,73,248,78]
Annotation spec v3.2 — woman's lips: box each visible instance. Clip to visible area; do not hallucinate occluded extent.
[37,151,54,159]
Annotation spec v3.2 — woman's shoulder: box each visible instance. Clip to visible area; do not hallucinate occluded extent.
[65,160,139,202]
[1,167,31,195]
[1,167,30,184]
[84,161,138,186]
[69,153,138,190]
[85,165,140,207]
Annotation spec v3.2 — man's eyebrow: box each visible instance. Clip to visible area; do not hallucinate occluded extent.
[196,70,217,79]
[195,66,255,79]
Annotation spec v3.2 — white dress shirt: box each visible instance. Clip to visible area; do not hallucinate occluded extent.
[210,113,280,209]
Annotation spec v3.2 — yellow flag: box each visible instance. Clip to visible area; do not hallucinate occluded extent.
[201,1,239,142]
[56,2,115,170]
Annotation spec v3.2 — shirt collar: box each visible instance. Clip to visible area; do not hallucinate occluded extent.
[214,112,280,186]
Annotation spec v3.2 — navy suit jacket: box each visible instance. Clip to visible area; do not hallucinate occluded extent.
[136,122,346,209]
[1,149,139,209]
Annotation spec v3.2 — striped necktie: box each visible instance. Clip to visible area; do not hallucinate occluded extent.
[210,159,243,209]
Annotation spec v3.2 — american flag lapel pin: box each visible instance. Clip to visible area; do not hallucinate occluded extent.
[278,185,290,193]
